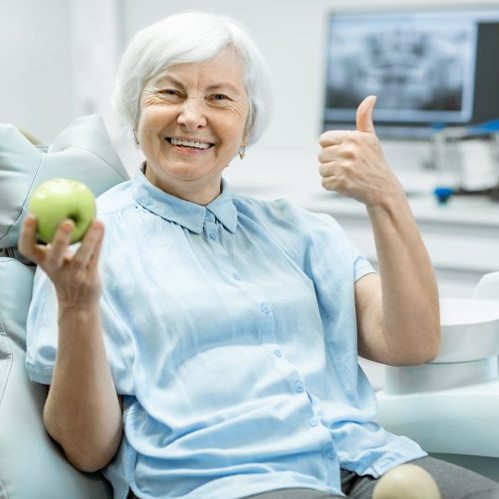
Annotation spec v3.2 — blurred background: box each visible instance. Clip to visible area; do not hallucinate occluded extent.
[3,0,499,300]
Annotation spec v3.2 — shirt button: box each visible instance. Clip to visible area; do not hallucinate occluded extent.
[273,349,282,358]
[294,381,304,393]
[308,417,318,427]
[233,272,242,281]
[208,231,217,240]
[325,449,335,460]
[260,303,271,315]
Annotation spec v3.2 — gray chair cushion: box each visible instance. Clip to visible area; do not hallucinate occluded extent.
[0,115,128,498]
[0,258,112,498]
[0,114,129,248]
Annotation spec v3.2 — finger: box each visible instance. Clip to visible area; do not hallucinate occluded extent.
[17,215,45,263]
[88,221,104,272]
[321,174,339,192]
[356,95,377,134]
[73,220,104,269]
[47,220,74,267]
[319,130,356,147]
[321,173,346,194]
[318,161,337,178]
[318,144,342,164]
[88,224,104,273]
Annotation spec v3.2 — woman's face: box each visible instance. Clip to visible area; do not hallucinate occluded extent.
[137,47,249,204]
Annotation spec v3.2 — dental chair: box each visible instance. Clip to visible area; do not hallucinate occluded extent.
[0,115,129,498]
[375,274,499,482]
[1,114,498,498]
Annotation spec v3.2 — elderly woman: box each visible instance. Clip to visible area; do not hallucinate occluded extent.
[19,11,499,499]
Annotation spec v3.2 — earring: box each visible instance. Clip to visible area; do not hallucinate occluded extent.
[239,144,246,160]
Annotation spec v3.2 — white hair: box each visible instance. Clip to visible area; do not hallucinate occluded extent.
[112,11,273,146]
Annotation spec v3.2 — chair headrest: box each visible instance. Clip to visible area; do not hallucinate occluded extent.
[0,114,129,249]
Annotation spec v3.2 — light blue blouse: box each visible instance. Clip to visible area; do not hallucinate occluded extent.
[26,170,426,499]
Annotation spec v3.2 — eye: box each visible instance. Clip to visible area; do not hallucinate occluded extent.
[210,94,231,103]
[158,89,183,99]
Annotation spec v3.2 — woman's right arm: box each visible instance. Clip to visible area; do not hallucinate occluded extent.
[19,215,123,472]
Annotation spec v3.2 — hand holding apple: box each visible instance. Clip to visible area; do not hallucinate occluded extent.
[19,178,103,308]
[28,178,96,244]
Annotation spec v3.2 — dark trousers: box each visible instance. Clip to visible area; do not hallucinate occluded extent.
[127,456,499,499]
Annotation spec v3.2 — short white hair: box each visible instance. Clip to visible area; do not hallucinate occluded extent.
[112,11,273,145]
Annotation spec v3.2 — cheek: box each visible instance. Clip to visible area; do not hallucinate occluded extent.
[137,109,167,146]
[237,104,250,142]
[223,107,249,146]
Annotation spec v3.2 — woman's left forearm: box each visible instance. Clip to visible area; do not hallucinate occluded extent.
[367,193,440,362]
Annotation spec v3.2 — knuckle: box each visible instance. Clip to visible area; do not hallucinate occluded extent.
[319,131,337,146]
[341,145,357,160]
[321,177,331,189]
[319,132,330,146]
[318,163,329,176]
[350,132,363,144]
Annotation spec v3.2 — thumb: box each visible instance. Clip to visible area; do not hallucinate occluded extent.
[356,95,377,134]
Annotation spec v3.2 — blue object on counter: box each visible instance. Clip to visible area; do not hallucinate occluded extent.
[467,119,499,135]
[434,186,454,204]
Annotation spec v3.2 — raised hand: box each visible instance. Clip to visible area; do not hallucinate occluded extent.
[318,95,404,207]
[18,215,104,308]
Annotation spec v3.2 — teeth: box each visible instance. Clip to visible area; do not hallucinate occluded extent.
[170,137,211,149]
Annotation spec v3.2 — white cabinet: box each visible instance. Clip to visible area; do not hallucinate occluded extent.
[303,193,499,299]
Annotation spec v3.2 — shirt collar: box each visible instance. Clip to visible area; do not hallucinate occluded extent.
[131,169,238,234]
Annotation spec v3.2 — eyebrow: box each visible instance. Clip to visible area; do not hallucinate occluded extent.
[154,74,243,95]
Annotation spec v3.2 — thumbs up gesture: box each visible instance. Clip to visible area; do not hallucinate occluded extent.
[318,95,403,207]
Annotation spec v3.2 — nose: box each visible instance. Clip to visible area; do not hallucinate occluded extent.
[177,98,207,131]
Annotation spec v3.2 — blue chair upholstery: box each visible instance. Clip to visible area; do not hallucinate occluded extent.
[0,115,129,498]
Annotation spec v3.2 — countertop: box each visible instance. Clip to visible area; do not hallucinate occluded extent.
[224,148,499,228]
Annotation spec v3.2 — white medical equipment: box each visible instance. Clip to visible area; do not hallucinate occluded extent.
[375,272,499,481]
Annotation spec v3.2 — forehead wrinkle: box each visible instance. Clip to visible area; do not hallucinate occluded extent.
[151,73,185,88]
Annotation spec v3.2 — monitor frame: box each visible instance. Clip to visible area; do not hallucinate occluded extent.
[322,5,499,140]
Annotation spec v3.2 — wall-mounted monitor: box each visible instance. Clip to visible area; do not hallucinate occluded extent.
[323,7,499,139]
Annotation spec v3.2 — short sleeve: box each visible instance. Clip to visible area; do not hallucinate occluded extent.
[244,197,376,285]
[25,266,136,395]
[352,242,376,282]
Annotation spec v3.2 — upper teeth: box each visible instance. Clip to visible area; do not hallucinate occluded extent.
[170,138,211,149]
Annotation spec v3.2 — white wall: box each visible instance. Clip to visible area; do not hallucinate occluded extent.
[3,0,499,152]
[119,0,499,158]
[1,0,73,143]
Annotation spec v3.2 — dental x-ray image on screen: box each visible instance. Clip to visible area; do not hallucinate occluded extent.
[323,8,499,139]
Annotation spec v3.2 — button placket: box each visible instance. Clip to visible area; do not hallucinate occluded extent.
[203,220,218,241]
[203,211,218,241]
[293,381,304,393]
[258,302,275,343]
[308,417,318,427]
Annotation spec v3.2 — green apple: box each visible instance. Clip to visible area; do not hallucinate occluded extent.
[28,178,96,244]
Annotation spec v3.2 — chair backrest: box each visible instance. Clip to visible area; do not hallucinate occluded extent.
[0,115,129,499]
[472,271,499,300]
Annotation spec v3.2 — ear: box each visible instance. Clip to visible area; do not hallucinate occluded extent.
[241,127,249,149]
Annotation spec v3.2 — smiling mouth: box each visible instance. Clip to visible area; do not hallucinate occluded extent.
[166,137,215,150]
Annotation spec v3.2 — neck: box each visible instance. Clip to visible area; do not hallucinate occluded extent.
[143,164,222,205]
